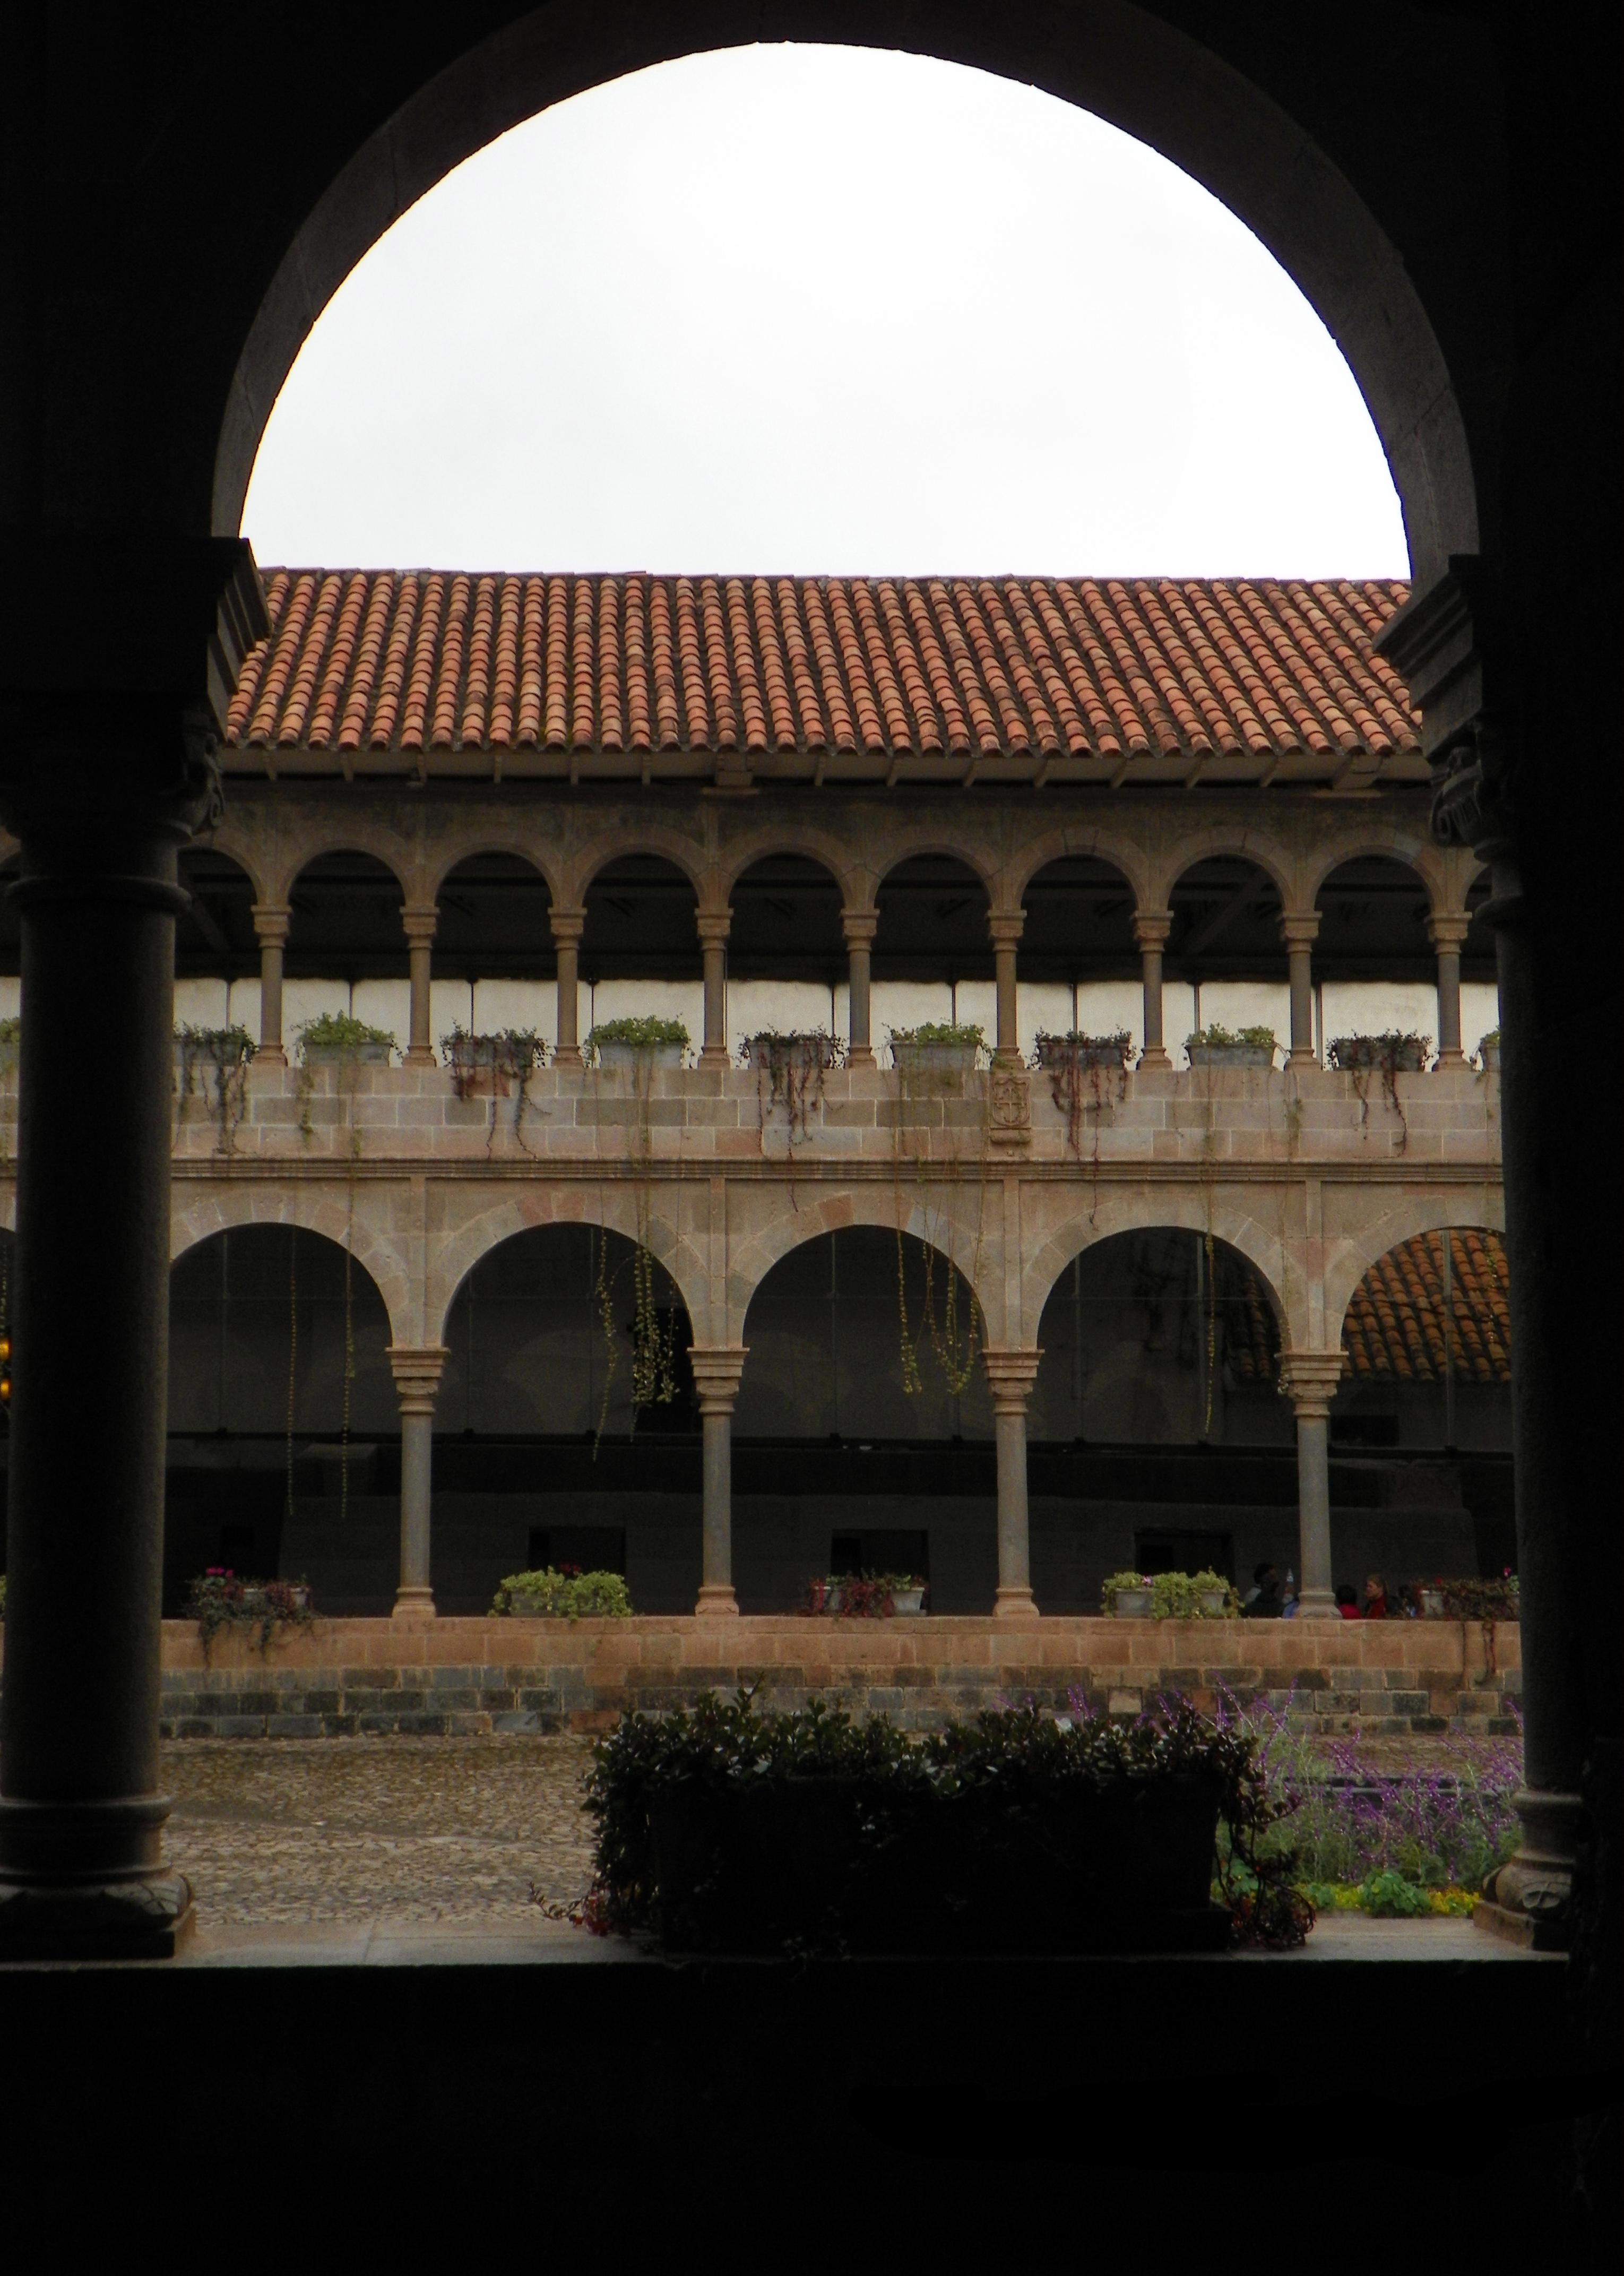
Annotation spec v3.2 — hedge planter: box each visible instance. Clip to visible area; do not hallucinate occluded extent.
[891,1041,978,1080]
[597,1040,684,1073]
[1188,1042,1273,1070]
[303,1040,392,1067]
[1329,1034,1430,1074]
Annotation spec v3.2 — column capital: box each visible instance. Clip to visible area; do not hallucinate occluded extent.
[1279,1348,1347,1418]
[251,901,290,945]
[982,1347,1043,1410]
[401,904,438,945]
[549,905,586,946]
[1279,910,1321,951]
[1131,907,1173,951]
[841,907,878,948]
[688,1343,748,1411]
[388,1343,450,1413]
[986,909,1025,950]
[696,909,732,949]
[1426,911,1471,952]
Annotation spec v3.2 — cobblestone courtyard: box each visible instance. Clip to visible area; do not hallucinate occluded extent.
[163,1737,598,1923]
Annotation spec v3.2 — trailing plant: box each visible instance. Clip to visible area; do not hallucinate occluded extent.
[886,1028,987,1399]
[186,1568,315,1659]
[296,1013,396,1055]
[175,1023,257,1157]
[493,1565,633,1619]
[802,1572,927,1618]
[1326,1031,1432,1152]
[442,1024,550,1149]
[1150,1568,1242,1619]
[584,1691,1310,1950]
[585,1016,689,1058]
[1100,1568,1154,1611]
[887,1021,986,1059]
[742,1029,845,1149]
[1032,1030,1133,1193]
[1186,1023,1279,1054]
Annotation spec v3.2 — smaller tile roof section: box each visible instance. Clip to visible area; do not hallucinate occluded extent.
[1343,1231,1511,1383]
[222,572,1423,788]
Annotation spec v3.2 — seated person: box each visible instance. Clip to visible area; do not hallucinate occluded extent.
[1243,1561,1282,1618]
[1334,1583,1362,1620]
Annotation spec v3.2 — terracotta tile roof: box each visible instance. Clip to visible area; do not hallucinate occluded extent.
[1343,1230,1511,1383]
[222,572,1422,786]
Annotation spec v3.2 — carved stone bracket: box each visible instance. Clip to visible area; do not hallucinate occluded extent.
[985,1063,1032,1148]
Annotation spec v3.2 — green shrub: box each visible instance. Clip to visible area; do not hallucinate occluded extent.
[888,1022,984,1050]
[493,1567,633,1619]
[1150,1568,1241,1619]
[296,1012,396,1055]
[1187,1024,1277,1051]
[1099,1568,1152,1611]
[585,1017,689,1055]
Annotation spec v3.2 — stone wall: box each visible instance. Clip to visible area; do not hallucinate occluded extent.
[132,1614,1521,1737]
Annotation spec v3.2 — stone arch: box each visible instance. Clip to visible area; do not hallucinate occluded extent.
[726,1183,1003,1347]
[427,1185,709,1348]
[1021,1191,1297,1351]
[874,833,1001,903]
[214,11,1475,584]
[1303,829,1448,913]
[169,1185,414,1346]
[1324,1187,1507,1350]
[717,830,854,906]
[427,835,563,907]
[197,823,271,906]
[270,830,414,910]
[566,829,709,909]
[1152,828,1298,915]
[1006,826,1153,914]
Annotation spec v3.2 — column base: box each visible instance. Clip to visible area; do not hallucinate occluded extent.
[554,1046,583,1068]
[698,1046,731,1069]
[1287,1047,1318,1070]
[694,1584,740,1617]
[404,1045,437,1068]
[1295,1590,1339,1620]
[1136,1046,1170,1070]
[1478,1788,1581,1949]
[391,1587,438,1620]
[992,1586,1041,1619]
[255,1044,287,1067]
[846,1046,875,1069]
[1433,1048,1467,1071]
[0,1872,196,1961]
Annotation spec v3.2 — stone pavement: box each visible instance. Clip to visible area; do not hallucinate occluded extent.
[162,1734,597,1924]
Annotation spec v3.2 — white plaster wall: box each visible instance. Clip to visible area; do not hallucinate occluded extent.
[1017,981,1076,1063]
[429,977,473,1043]
[1072,979,1149,1056]
[872,981,953,1064]
[174,978,229,1027]
[953,979,997,1048]
[1461,980,1500,1055]
[351,978,410,1046]
[1194,981,1291,1064]
[228,977,261,1040]
[282,979,353,1043]
[728,980,839,1058]
[1319,981,1440,1061]
[587,978,705,1057]
[471,979,556,1045]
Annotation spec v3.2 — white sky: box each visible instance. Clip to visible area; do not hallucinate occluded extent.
[242,44,1410,578]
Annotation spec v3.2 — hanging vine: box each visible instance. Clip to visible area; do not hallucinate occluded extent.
[885,1025,987,1399]
[586,1026,687,1449]
[1033,1029,1131,1219]
[1327,1030,1431,1154]
[175,1023,257,1159]
[284,1227,298,1525]
[443,1023,550,1152]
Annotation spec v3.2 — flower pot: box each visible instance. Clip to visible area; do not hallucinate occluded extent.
[303,1041,393,1067]
[1197,1588,1229,1618]
[890,1587,926,1615]
[891,1041,978,1082]
[1419,1588,1447,1618]
[1332,1038,1429,1073]
[1188,1044,1273,1070]
[1112,1587,1154,1618]
[597,1040,684,1073]
[1478,1043,1501,1073]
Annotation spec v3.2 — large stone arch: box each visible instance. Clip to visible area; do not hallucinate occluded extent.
[567,827,710,909]
[1005,825,1153,916]
[726,1181,1004,1347]
[426,1185,709,1347]
[1304,827,1449,913]
[427,833,564,907]
[1150,826,1299,915]
[196,823,272,907]
[169,1184,414,1346]
[212,7,1475,585]
[717,829,857,907]
[1020,1189,1298,1351]
[269,828,416,910]
[873,832,1000,903]
[1324,1186,1507,1349]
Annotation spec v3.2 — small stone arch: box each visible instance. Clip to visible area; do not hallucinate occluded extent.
[427,835,563,907]
[726,1183,1003,1347]
[1021,1193,1298,1351]
[271,830,415,910]
[427,1185,709,1348]
[873,832,1001,902]
[1151,829,1298,915]
[1304,829,1447,912]
[1006,826,1152,914]
[169,1185,414,1345]
[197,823,271,906]
[1324,1187,1506,1349]
[717,830,853,906]
[566,828,709,908]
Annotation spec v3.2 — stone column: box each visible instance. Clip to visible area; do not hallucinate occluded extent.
[252,901,289,1064]
[1279,912,1320,1066]
[550,906,584,1064]
[388,1346,447,1618]
[987,911,1024,1062]
[1279,1351,1346,1617]
[983,1349,1042,1618]
[401,904,437,1066]
[1132,908,1172,1068]
[1427,912,1470,1068]
[697,910,731,1066]
[842,909,877,1066]
[0,718,232,1958]
[689,1346,747,1615]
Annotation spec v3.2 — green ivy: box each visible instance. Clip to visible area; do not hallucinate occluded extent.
[296,1012,397,1056]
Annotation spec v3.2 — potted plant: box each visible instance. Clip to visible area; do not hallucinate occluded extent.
[1475,1027,1501,1073]
[741,1029,846,1145]
[493,1564,633,1619]
[1032,1030,1134,1074]
[887,1021,984,1080]
[185,1569,315,1658]
[1186,1023,1277,1070]
[1148,1568,1241,1618]
[1102,1569,1155,1617]
[802,1573,926,1617]
[296,1012,396,1066]
[1327,1030,1431,1074]
[1419,1582,1447,1617]
[585,1015,688,1072]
